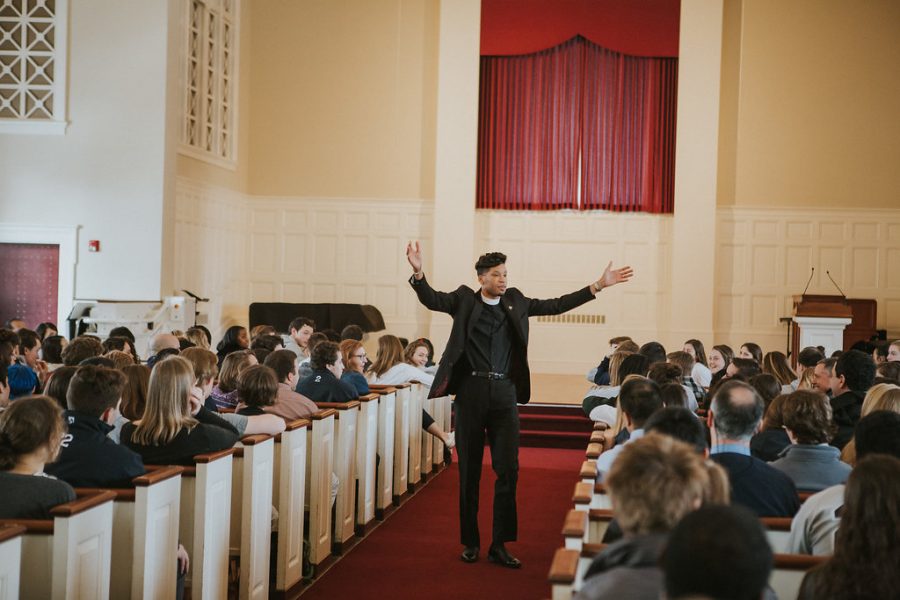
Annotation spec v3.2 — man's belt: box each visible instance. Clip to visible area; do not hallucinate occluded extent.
[471,371,507,380]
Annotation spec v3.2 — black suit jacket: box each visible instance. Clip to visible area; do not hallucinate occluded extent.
[409,275,595,404]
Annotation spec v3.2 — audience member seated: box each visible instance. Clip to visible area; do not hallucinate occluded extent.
[251,333,284,355]
[739,342,763,363]
[369,335,434,386]
[236,366,283,423]
[121,357,240,465]
[3,317,26,331]
[404,338,455,448]
[663,505,773,600]
[637,341,666,366]
[749,394,791,462]
[587,336,634,386]
[788,410,900,555]
[583,351,637,423]
[8,329,44,399]
[576,434,721,600]
[340,324,364,342]
[667,351,704,410]
[0,395,76,518]
[658,383,692,412]
[45,366,146,487]
[43,366,79,410]
[762,350,795,394]
[749,373,782,414]
[146,333,181,368]
[0,362,9,409]
[840,382,900,466]
[771,389,851,492]
[875,360,900,385]
[215,325,250,368]
[40,335,66,373]
[101,335,134,358]
[792,346,825,390]
[596,377,662,481]
[339,340,370,396]
[320,329,341,343]
[180,348,284,436]
[798,454,900,599]
[644,406,708,455]
[813,357,836,397]
[829,349,876,450]
[249,324,277,341]
[104,349,135,370]
[296,341,358,404]
[262,350,318,420]
[184,326,211,351]
[209,350,257,410]
[283,317,315,363]
[725,357,762,380]
[297,332,328,381]
[709,381,799,517]
[682,339,712,389]
[707,344,733,389]
[35,321,57,341]
[888,339,900,362]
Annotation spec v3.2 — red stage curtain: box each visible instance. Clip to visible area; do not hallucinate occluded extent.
[481,0,680,58]
[477,38,582,211]
[477,37,677,214]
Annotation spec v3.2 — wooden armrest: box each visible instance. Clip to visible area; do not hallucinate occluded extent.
[589,430,605,444]
[74,487,136,501]
[582,542,605,558]
[594,482,608,495]
[573,482,592,504]
[586,443,603,459]
[240,434,274,446]
[562,509,588,537]
[773,553,827,569]
[592,421,608,431]
[193,448,237,464]
[218,407,236,414]
[367,384,397,393]
[50,490,116,517]
[0,524,27,542]
[311,409,337,420]
[548,548,579,584]
[357,393,379,402]
[133,466,183,487]
[798,491,813,503]
[760,517,793,531]
[315,401,361,410]
[580,461,598,479]
[0,519,53,534]
[276,418,310,440]
[589,508,615,521]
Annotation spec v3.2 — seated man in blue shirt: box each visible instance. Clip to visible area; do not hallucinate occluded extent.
[8,328,44,399]
[45,365,146,487]
[295,340,358,404]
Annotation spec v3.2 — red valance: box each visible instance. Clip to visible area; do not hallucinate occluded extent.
[480,0,680,58]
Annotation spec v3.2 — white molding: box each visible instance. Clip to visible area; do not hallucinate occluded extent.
[177,143,237,171]
[0,120,68,135]
[0,224,78,331]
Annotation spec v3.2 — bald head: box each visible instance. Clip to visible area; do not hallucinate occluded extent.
[151,333,180,354]
[711,381,764,440]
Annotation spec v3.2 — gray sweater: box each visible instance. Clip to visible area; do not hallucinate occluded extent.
[771,444,851,492]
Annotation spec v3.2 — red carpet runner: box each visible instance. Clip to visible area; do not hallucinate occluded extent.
[300,447,584,599]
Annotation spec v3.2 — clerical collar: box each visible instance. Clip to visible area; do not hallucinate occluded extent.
[480,293,500,306]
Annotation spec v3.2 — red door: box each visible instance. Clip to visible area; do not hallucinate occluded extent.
[0,243,60,329]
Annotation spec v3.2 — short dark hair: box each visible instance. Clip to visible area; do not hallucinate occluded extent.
[41,335,66,364]
[62,336,104,366]
[44,366,79,410]
[321,329,341,343]
[712,380,764,439]
[16,329,39,353]
[340,324,364,341]
[835,349,876,392]
[310,341,340,370]
[35,322,57,340]
[250,334,284,352]
[618,353,650,381]
[645,406,707,454]
[264,349,298,383]
[730,357,761,379]
[237,365,279,408]
[475,252,506,275]
[798,346,825,368]
[663,505,772,600]
[647,362,682,386]
[80,357,116,368]
[67,365,127,417]
[102,336,131,354]
[659,382,690,409]
[819,356,838,372]
[108,326,136,343]
[619,377,662,428]
[782,390,835,444]
[250,348,271,365]
[876,361,900,384]
[638,341,667,365]
[289,317,315,333]
[748,373,781,409]
[741,342,763,363]
[855,411,900,460]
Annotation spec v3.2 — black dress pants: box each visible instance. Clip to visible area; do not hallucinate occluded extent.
[454,376,519,548]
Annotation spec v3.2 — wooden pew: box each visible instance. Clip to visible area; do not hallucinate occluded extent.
[420,387,435,479]
[230,434,276,600]
[391,383,411,504]
[273,419,309,594]
[75,466,183,599]
[432,395,452,469]
[760,516,792,554]
[562,509,588,551]
[407,382,425,488]
[306,409,336,572]
[179,448,235,600]
[580,460,597,484]
[0,490,116,600]
[585,442,603,463]
[315,401,360,553]
[368,385,396,519]
[355,393,380,534]
[0,524,26,599]
[770,553,826,600]
[572,481,612,512]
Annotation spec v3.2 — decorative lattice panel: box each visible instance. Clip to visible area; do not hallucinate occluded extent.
[182,0,236,163]
[0,0,66,130]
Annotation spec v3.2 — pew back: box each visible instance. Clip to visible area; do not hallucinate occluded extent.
[273,419,309,593]
[0,525,25,600]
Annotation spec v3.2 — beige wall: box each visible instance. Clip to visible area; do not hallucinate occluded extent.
[246,0,438,199]
[718,0,900,208]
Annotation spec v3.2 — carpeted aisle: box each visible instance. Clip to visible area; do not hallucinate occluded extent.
[300,446,584,599]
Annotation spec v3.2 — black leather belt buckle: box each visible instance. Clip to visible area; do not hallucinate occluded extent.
[472,371,507,380]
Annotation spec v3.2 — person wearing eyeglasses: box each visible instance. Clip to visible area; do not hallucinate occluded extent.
[340,339,370,395]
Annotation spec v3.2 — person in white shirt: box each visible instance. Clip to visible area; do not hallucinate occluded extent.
[683,339,712,389]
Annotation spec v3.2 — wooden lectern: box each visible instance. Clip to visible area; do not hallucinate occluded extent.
[790,295,876,366]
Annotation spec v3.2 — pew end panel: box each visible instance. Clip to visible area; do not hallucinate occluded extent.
[273,419,309,593]
[0,525,26,600]
[355,394,380,533]
[306,409,336,569]
[374,389,397,518]
[315,401,360,552]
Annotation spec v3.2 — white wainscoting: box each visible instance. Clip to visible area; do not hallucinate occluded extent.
[715,206,900,352]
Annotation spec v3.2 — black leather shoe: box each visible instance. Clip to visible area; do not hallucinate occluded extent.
[460,546,479,563]
[487,544,521,569]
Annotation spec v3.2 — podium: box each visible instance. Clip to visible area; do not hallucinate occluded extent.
[791,295,852,364]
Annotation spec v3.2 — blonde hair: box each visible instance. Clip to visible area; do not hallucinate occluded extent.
[843,383,900,465]
[217,350,255,393]
[797,366,817,390]
[608,351,634,387]
[763,351,795,386]
[104,349,135,370]
[130,356,197,446]
[371,335,404,378]
[607,433,711,535]
[184,328,210,350]
[181,347,218,385]
[404,340,429,366]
